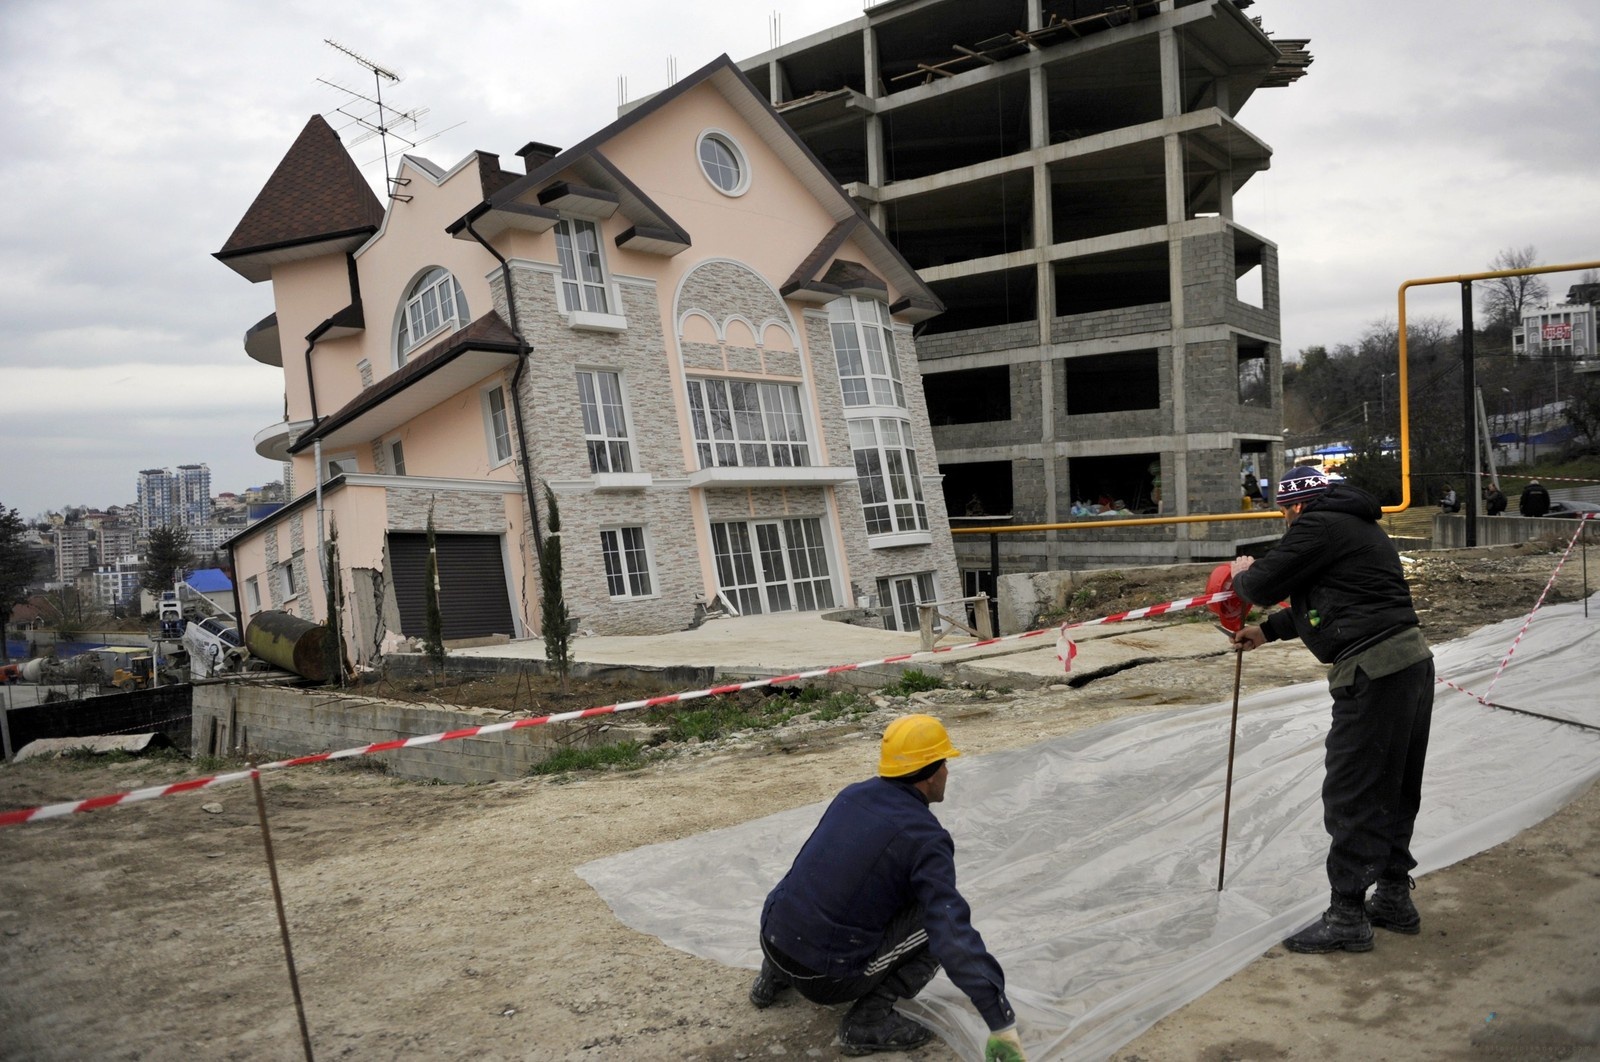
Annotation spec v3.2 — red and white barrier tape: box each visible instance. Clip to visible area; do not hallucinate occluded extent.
[0,591,1238,828]
[1478,513,1592,702]
[1470,471,1600,485]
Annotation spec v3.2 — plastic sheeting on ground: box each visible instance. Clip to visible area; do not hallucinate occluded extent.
[578,596,1600,1061]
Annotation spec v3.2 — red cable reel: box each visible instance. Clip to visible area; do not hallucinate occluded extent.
[1206,563,1248,632]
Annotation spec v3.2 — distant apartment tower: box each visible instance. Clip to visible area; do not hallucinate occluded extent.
[136,463,213,529]
[175,464,214,526]
[53,525,92,583]
[137,468,175,529]
[732,0,1310,578]
[1513,303,1597,361]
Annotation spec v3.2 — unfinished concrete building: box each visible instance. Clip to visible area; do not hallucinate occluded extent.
[729,0,1311,587]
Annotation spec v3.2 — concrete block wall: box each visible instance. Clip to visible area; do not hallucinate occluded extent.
[1054,347,1174,443]
[1180,231,1232,328]
[916,320,1040,361]
[1049,303,1173,346]
[930,361,1041,451]
[192,683,587,784]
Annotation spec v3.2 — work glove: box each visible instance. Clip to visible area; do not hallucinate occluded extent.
[984,1024,1026,1062]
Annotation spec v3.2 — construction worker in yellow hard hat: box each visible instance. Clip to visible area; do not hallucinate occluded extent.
[749,714,1026,1061]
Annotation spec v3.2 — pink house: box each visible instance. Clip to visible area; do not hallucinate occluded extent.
[215,55,959,666]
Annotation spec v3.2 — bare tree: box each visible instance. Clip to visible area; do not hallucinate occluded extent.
[1479,246,1550,331]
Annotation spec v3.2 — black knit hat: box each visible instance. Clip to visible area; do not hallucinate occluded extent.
[1276,466,1330,504]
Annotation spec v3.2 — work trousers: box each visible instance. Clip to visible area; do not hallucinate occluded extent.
[1322,657,1434,897]
[760,903,940,1007]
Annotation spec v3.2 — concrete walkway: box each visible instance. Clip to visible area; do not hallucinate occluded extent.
[449,611,1236,687]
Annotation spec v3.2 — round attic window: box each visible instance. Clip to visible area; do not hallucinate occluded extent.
[697,131,749,196]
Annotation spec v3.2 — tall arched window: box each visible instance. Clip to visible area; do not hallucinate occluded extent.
[397,267,469,364]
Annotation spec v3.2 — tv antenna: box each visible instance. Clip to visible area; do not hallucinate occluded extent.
[319,39,456,201]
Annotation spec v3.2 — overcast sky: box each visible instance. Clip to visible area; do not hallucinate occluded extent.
[2,0,1596,520]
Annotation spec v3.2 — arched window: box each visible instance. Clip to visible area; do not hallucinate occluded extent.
[397,267,469,363]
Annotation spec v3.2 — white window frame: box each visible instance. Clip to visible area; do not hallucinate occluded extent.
[482,384,513,467]
[577,369,634,474]
[709,517,836,617]
[599,526,656,600]
[277,559,299,601]
[877,572,939,633]
[696,129,751,196]
[849,417,929,537]
[323,451,359,481]
[555,218,611,315]
[387,437,407,477]
[397,267,469,365]
[687,378,811,469]
[828,296,905,409]
[245,575,261,613]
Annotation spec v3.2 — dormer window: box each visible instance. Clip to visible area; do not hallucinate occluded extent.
[397,267,468,364]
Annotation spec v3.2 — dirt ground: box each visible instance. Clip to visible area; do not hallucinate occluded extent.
[1,542,1596,1061]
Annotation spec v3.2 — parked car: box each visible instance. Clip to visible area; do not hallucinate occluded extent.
[1546,500,1600,519]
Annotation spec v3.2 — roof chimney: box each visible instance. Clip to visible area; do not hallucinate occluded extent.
[516,141,562,174]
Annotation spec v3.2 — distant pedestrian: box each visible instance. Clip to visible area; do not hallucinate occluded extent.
[1439,487,1459,513]
[1519,480,1551,517]
[1483,485,1507,516]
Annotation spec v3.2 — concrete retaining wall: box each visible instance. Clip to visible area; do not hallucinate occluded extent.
[1433,514,1600,549]
[191,683,613,784]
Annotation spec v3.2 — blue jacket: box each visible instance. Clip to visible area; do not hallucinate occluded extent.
[1233,485,1420,663]
[760,776,1014,1030]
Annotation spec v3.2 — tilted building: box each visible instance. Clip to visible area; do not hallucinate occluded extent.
[727,0,1310,584]
[215,55,960,665]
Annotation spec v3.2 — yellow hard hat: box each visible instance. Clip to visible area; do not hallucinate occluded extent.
[878,714,961,777]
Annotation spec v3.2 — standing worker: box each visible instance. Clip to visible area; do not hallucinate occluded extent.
[750,714,1025,1060]
[1226,467,1434,954]
[1519,479,1551,517]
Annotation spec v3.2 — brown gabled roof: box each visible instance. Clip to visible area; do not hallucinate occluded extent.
[289,311,521,454]
[215,115,384,258]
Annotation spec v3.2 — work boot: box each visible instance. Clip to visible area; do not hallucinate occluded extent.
[1283,889,1374,954]
[1367,874,1421,934]
[838,987,935,1055]
[748,957,790,1009]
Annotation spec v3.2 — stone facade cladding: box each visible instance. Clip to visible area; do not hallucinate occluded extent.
[493,256,956,635]
[386,487,509,533]
[504,267,699,635]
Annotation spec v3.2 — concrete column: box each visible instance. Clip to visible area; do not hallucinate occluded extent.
[1161,27,1191,550]
[864,24,887,229]
[1029,8,1057,526]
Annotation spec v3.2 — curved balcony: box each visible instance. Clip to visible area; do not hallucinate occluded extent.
[253,417,314,461]
[244,312,282,366]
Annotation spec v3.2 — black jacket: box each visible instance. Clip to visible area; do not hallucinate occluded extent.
[760,776,1013,1029]
[1232,485,1420,664]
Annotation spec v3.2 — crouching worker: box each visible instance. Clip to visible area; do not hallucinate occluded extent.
[750,714,1026,1060]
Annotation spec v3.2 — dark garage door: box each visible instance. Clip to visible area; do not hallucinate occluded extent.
[389,532,516,640]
